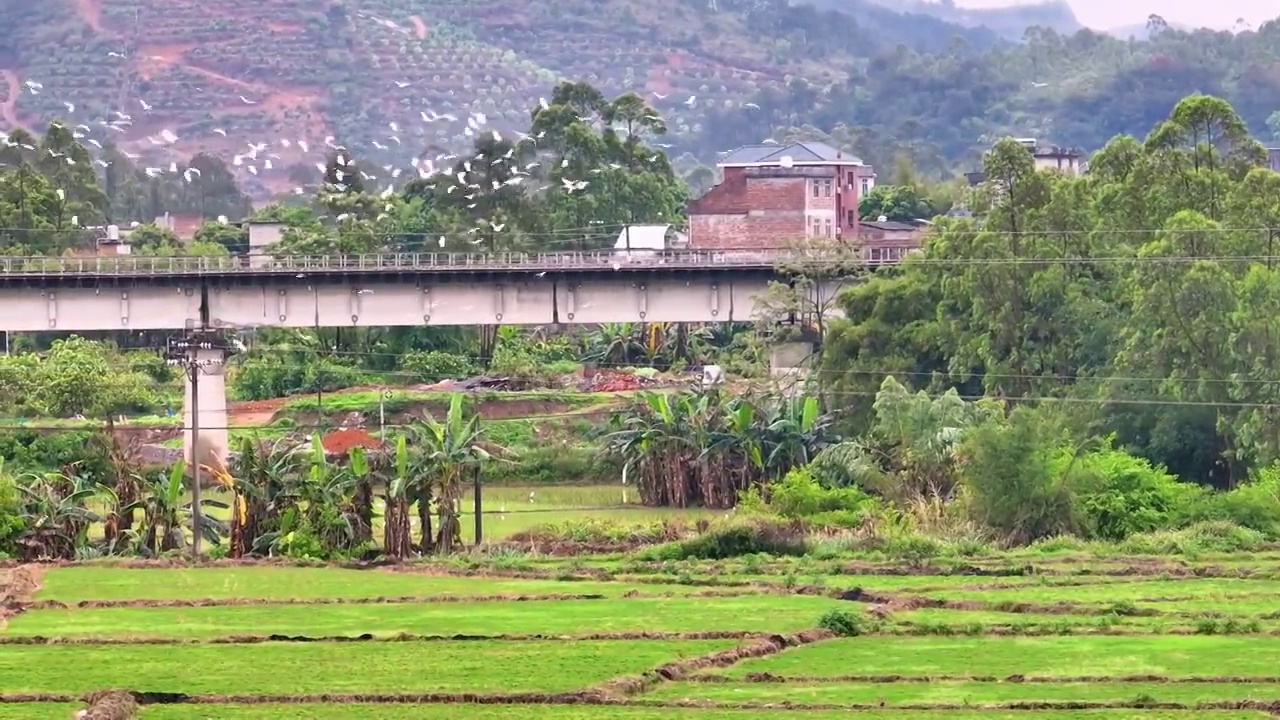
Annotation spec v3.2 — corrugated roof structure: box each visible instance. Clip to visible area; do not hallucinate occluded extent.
[718,141,863,166]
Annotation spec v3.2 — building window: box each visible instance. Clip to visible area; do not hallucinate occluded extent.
[811,181,820,198]
[810,218,821,237]
[869,247,883,262]
[822,179,833,197]
[823,218,833,238]
[846,210,856,226]
[860,178,873,196]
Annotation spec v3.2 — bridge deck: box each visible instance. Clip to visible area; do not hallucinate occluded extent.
[0,250,795,278]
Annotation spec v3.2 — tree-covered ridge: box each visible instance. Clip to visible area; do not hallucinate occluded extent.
[698,18,1280,176]
[822,94,1280,489]
[8,0,1275,193]
[0,121,253,254]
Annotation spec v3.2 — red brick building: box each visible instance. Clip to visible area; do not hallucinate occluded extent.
[687,142,876,249]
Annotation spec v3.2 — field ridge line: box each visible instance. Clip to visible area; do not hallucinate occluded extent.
[595,628,835,697]
[0,630,773,645]
[7,694,1280,712]
[692,672,1280,684]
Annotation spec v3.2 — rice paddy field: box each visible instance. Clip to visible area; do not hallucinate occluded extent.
[6,550,1280,718]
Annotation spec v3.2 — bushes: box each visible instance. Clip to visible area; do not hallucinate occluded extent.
[1071,443,1204,541]
[642,518,808,560]
[0,430,102,473]
[960,407,1079,545]
[401,351,478,383]
[818,608,872,637]
[0,473,23,557]
[1186,466,1280,537]
[231,356,366,401]
[741,466,876,529]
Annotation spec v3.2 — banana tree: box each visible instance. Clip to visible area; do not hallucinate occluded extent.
[414,394,488,554]
[228,437,301,558]
[760,394,836,477]
[607,391,702,506]
[383,434,414,559]
[13,471,100,560]
[125,461,228,555]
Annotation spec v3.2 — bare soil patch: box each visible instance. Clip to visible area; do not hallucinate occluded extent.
[410,15,428,39]
[72,0,105,33]
[0,70,31,133]
[0,565,43,630]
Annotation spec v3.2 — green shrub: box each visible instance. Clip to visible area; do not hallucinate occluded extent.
[401,351,478,383]
[739,467,876,530]
[1071,444,1204,541]
[231,356,366,401]
[484,444,612,484]
[769,467,876,522]
[1187,466,1280,537]
[642,518,808,560]
[0,474,24,557]
[1121,521,1265,555]
[818,608,870,637]
[126,350,177,384]
[0,430,103,472]
[960,407,1079,545]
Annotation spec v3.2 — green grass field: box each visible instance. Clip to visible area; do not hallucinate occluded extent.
[8,555,1280,718]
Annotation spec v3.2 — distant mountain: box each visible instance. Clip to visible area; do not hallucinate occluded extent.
[843,0,1083,39]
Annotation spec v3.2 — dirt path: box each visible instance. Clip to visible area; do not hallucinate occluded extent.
[410,15,428,39]
[0,70,25,132]
[72,0,104,33]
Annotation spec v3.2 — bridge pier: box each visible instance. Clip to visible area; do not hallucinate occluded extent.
[769,341,816,378]
[177,346,230,472]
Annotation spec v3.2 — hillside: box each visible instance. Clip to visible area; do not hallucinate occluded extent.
[2,0,1279,202]
[0,0,999,198]
[851,0,1082,39]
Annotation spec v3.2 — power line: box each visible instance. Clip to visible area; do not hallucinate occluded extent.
[12,386,1280,434]
[41,354,1280,391]
[0,220,649,239]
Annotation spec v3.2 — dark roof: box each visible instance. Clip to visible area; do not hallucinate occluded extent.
[861,220,921,232]
[718,141,863,166]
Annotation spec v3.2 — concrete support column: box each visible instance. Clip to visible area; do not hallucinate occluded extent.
[769,341,815,378]
[182,348,229,471]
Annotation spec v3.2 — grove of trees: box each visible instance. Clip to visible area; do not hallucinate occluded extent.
[823,94,1280,491]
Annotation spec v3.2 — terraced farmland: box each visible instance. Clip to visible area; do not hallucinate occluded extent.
[0,0,819,191]
[7,551,1280,718]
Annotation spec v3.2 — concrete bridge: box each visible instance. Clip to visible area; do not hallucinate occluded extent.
[0,249,851,466]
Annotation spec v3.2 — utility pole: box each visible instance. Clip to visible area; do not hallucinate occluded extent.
[473,417,483,546]
[166,332,228,559]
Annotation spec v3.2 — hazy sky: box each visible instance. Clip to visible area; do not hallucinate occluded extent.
[954,0,1275,30]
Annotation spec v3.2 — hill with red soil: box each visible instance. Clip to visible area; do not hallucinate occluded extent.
[0,0,992,197]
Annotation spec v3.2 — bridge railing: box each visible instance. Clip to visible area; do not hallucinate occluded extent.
[0,249,793,275]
